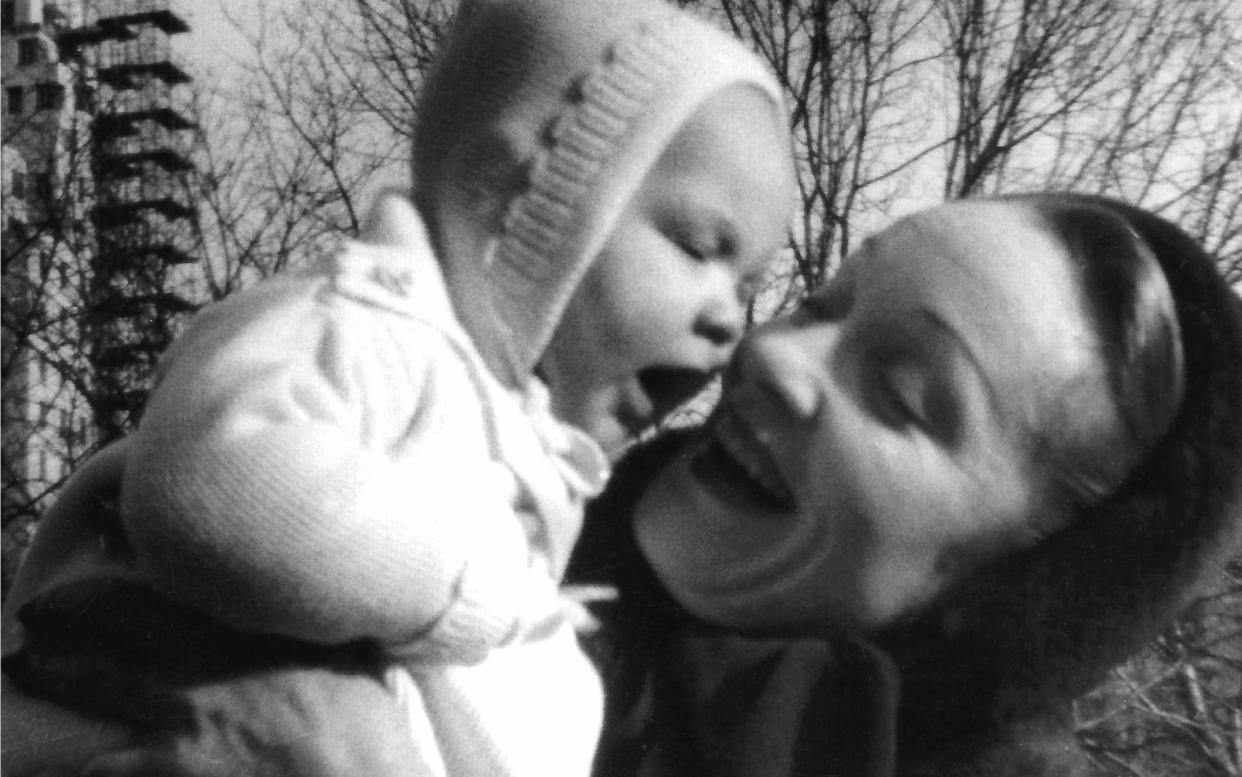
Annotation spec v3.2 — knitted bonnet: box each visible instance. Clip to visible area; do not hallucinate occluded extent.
[412,0,788,388]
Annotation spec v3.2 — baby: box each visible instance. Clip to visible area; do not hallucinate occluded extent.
[1,0,795,775]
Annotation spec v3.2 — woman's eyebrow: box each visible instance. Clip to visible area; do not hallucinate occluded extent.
[918,308,1000,414]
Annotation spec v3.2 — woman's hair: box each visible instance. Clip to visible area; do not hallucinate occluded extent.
[1017,194,1185,513]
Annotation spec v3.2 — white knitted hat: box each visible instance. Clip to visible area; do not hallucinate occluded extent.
[413,0,788,387]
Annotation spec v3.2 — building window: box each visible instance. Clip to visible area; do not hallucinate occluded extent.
[11,170,25,199]
[33,172,52,204]
[74,82,92,112]
[35,82,63,111]
[6,86,22,114]
[2,2,15,32]
[18,38,40,65]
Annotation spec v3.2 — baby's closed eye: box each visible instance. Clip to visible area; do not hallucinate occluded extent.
[658,206,733,262]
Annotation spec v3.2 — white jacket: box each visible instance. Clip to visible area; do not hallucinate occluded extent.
[109,194,608,776]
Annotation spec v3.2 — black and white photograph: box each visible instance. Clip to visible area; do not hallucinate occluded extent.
[3,1,1240,775]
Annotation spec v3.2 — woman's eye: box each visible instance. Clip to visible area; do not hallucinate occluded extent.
[879,363,928,428]
[876,362,961,446]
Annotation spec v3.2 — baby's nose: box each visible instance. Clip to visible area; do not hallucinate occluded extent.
[694,283,746,348]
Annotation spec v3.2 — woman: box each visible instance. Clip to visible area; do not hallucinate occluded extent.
[565,193,1242,776]
[5,194,1241,777]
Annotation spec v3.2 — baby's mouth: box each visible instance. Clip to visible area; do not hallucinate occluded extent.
[637,366,713,426]
[691,404,794,513]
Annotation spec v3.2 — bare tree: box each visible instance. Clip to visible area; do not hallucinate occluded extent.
[4,73,104,590]
[703,0,1241,290]
[1077,563,1242,777]
[187,0,453,298]
[941,0,1242,283]
[708,0,932,304]
[185,0,1242,302]
[932,0,1142,197]
[4,0,1239,770]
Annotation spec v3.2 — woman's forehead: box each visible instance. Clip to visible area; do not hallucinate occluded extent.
[851,202,1069,315]
[852,202,1104,413]
[857,202,1039,271]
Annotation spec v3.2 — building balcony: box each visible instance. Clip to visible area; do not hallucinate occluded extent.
[97,240,195,267]
[84,0,190,33]
[94,105,194,138]
[57,23,136,55]
[90,291,196,320]
[93,387,150,426]
[96,8,189,36]
[96,147,194,179]
[62,1,190,53]
[95,166,194,218]
[96,59,190,89]
[94,340,162,371]
[94,196,193,224]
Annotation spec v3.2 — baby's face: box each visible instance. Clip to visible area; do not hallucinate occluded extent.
[541,86,795,459]
[636,201,1113,631]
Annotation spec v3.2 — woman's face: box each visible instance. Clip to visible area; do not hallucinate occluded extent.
[636,201,1115,631]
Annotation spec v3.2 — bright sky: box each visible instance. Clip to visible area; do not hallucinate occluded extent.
[175,0,410,201]
[177,0,261,82]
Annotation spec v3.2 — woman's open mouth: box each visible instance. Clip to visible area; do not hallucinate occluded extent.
[690,404,794,513]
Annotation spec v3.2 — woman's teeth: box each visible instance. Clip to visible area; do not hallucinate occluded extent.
[712,406,794,510]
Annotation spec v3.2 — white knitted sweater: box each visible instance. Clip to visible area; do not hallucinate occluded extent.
[116,195,608,775]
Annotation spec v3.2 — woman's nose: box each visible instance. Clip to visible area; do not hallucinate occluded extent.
[734,326,825,421]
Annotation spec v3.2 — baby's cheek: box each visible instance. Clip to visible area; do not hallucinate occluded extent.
[600,297,666,353]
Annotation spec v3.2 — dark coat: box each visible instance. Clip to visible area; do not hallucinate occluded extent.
[566,197,1242,777]
[567,430,1084,777]
[567,432,901,777]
